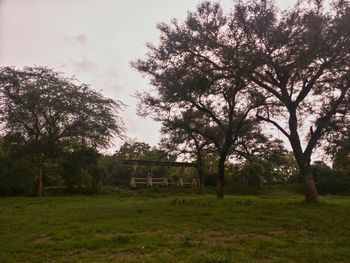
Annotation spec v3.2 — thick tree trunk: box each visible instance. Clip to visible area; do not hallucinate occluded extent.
[291,148,319,202]
[36,155,43,198]
[300,166,318,202]
[288,111,319,202]
[216,156,225,199]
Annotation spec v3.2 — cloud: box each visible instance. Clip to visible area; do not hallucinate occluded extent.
[64,34,88,46]
[70,55,97,73]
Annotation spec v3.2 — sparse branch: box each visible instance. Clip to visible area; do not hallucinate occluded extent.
[256,114,290,139]
[304,87,348,159]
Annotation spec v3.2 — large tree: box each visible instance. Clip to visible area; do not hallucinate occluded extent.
[234,0,350,202]
[133,2,262,198]
[0,66,125,197]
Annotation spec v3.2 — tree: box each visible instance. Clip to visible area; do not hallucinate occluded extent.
[159,113,212,193]
[0,137,36,196]
[133,2,262,199]
[0,66,125,197]
[115,140,153,161]
[60,147,106,194]
[106,140,174,186]
[311,161,350,195]
[235,132,298,183]
[234,0,350,202]
[330,126,350,173]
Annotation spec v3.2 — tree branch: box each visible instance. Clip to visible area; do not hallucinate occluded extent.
[256,114,290,138]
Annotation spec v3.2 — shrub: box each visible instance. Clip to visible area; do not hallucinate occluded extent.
[312,162,350,195]
[0,153,36,196]
[60,147,106,194]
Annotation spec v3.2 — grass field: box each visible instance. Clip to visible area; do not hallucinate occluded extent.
[0,188,350,263]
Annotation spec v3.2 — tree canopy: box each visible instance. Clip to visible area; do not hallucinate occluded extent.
[133,2,264,198]
[0,66,125,196]
[134,0,350,201]
[234,0,350,202]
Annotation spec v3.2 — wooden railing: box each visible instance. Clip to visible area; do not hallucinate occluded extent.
[130,176,198,188]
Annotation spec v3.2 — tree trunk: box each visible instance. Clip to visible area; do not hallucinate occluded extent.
[216,156,225,199]
[288,112,319,203]
[36,155,43,198]
[300,166,318,202]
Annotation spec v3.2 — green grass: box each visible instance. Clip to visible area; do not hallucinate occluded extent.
[0,189,350,262]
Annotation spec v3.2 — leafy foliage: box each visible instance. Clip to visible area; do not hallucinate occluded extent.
[104,140,175,186]
[0,66,125,151]
[133,2,265,198]
[235,0,350,201]
[0,66,125,196]
[312,162,350,195]
[60,147,106,194]
[331,127,350,174]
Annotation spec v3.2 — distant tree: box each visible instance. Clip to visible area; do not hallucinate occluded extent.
[116,140,153,161]
[60,147,105,194]
[235,133,298,183]
[159,113,212,193]
[235,0,350,202]
[107,140,173,186]
[311,161,350,195]
[0,66,125,197]
[133,2,263,199]
[330,127,350,173]
[0,137,36,196]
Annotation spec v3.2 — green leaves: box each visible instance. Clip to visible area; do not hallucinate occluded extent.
[0,66,125,153]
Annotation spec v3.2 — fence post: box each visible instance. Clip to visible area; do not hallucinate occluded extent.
[191,177,198,187]
[147,171,153,187]
[178,166,184,187]
[162,176,168,187]
[130,162,138,188]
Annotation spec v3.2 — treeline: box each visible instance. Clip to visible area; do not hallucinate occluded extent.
[1,136,349,196]
[1,0,350,202]
[0,140,165,195]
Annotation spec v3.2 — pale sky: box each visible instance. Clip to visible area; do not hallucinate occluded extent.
[0,0,296,152]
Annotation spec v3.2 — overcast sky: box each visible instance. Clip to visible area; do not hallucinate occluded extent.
[0,0,296,152]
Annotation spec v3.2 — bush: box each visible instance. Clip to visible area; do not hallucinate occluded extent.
[60,147,106,194]
[0,153,36,196]
[236,159,268,190]
[312,162,350,195]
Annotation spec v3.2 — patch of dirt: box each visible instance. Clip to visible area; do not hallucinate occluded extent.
[33,235,53,244]
[298,229,313,237]
[110,250,152,261]
[268,230,289,237]
[170,229,266,246]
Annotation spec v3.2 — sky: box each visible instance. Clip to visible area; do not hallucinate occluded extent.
[0,0,296,153]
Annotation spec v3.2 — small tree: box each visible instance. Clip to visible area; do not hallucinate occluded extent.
[0,136,37,195]
[330,126,350,173]
[159,114,212,193]
[0,66,125,197]
[235,132,297,183]
[60,147,105,194]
